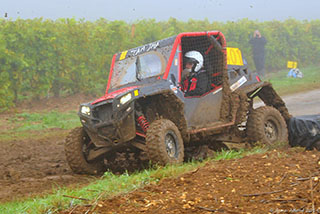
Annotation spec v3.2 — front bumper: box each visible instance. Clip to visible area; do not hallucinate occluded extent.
[79,100,136,147]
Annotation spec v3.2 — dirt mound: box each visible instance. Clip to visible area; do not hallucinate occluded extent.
[0,128,148,202]
[0,129,97,202]
[63,148,320,214]
[0,94,100,202]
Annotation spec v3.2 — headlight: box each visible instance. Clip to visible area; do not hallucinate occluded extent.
[120,93,132,105]
[80,106,91,115]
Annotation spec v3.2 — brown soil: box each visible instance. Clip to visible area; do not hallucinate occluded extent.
[0,130,97,202]
[0,92,319,214]
[0,93,146,203]
[64,148,320,214]
[0,94,97,202]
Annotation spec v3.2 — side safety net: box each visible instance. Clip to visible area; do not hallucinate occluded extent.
[181,35,225,95]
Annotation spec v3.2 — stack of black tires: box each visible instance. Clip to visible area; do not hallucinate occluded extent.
[288,114,320,150]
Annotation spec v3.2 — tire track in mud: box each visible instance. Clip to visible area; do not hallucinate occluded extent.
[0,132,94,202]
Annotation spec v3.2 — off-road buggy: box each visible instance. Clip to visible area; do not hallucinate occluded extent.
[65,31,291,175]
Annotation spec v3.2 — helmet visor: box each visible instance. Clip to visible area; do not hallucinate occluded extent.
[184,56,199,64]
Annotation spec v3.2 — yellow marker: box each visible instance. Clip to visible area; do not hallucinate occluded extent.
[287,61,298,69]
[119,51,128,60]
[227,47,244,66]
[134,89,139,96]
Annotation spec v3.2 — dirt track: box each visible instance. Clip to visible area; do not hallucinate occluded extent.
[254,88,320,116]
[282,89,320,116]
[0,131,95,202]
[0,89,319,206]
[63,148,320,214]
[0,95,97,202]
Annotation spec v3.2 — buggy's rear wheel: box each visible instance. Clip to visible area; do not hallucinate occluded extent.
[65,127,106,175]
[146,119,184,165]
[246,106,288,145]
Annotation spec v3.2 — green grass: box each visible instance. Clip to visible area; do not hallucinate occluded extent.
[264,65,320,95]
[0,110,80,142]
[0,147,270,214]
[9,111,80,131]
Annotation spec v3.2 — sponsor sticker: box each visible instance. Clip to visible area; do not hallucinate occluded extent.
[230,76,247,92]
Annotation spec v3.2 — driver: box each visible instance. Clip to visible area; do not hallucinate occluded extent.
[181,51,208,97]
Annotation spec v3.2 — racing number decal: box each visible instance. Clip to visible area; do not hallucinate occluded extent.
[119,51,128,60]
[227,47,244,66]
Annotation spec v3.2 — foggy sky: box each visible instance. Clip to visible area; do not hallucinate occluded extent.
[1,0,319,22]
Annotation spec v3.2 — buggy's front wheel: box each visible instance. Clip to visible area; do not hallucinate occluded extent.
[146,119,184,165]
[65,127,106,175]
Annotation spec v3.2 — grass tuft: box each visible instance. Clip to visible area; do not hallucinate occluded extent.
[0,110,80,142]
[11,110,80,131]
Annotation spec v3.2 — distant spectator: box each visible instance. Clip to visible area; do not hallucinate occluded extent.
[249,30,267,77]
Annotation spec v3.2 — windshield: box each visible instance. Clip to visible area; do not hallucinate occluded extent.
[110,46,172,90]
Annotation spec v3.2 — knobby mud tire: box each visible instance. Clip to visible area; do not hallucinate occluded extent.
[247,106,288,145]
[146,119,184,165]
[65,127,105,175]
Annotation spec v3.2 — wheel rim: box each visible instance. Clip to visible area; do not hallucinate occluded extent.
[264,120,278,142]
[165,131,178,159]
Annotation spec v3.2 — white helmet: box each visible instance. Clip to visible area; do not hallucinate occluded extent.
[184,51,204,72]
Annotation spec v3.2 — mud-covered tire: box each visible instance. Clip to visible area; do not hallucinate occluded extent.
[247,106,288,145]
[65,127,105,175]
[146,119,184,165]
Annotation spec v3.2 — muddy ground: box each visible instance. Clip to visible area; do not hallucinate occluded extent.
[0,89,319,212]
[0,94,98,202]
[0,130,96,202]
[63,148,320,214]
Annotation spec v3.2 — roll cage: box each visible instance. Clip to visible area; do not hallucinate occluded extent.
[105,31,226,98]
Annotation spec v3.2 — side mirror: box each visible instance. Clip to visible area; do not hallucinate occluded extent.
[170,74,177,86]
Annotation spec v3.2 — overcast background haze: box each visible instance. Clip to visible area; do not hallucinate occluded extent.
[1,0,319,22]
